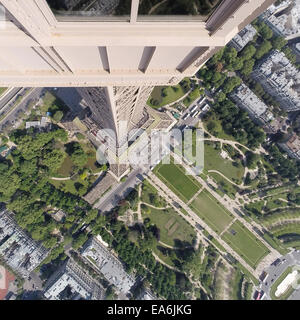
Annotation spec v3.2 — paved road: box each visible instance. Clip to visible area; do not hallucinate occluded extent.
[0,87,44,131]
[22,271,44,299]
[0,87,22,112]
[94,166,145,212]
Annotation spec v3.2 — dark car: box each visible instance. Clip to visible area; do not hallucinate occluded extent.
[271,258,281,266]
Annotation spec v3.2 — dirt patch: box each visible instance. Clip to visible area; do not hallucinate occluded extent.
[168,222,179,236]
[165,218,175,230]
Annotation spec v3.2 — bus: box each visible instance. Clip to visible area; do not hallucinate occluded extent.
[190,104,198,113]
[197,97,206,105]
[191,110,199,118]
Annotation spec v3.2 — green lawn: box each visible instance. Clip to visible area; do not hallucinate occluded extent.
[141,180,157,204]
[264,199,287,211]
[82,145,103,173]
[261,208,300,228]
[50,174,97,196]
[50,179,81,195]
[52,150,100,193]
[221,221,269,269]
[203,115,236,141]
[262,233,289,255]
[264,186,290,197]
[190,189,234,234]
[154,161,201,202]
[140,180,166,207]
[153,245,177,268]
[40,91,69,115]
[245,200,265,215]
[183,89,201,107]
[84,156,103,173]
[208,171,238,199]
[54,143,102,178]
[268,219,300,238]
[147,82,188,108]
[204,142,245,184]
[54,154,73,178]
[143,205,196,247]
[235,262,260,286]
[210,237,226,252]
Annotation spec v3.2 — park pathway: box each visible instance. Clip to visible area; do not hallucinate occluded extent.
[161,88,193,111]
[207,170,247,189]
[50,171,102,181]
[198,121,266,156]
[50,176,71,181]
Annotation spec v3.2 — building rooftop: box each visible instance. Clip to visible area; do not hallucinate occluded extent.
[0,208,49,277]
[44,258,104,300]
[25,117,50,130]
[279,133,300,160]
[0,145,9,158]
[230,24,257,51]
[81,237,135,294]
[286,134,300,154]
[252,50,300,110]
[138,290,157,300]
[51,209,66,222]
[263,0,300,39]
[231,83,268,117]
